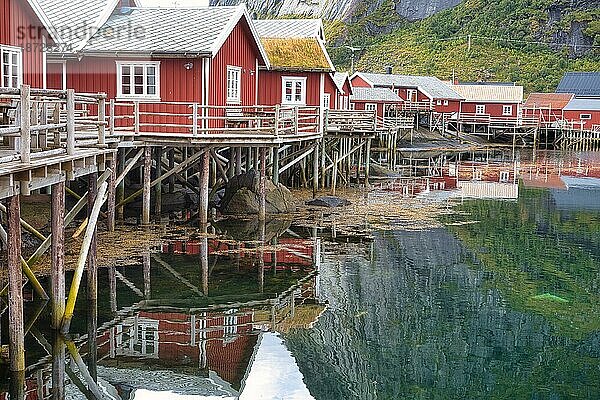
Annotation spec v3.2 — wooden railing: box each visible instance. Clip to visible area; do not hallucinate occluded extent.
[0,85,108,165]
[402,101,433,112]
[458,113,539,128]
[324,109,376,134]
[376,115,414,131]
[108,102,321,138]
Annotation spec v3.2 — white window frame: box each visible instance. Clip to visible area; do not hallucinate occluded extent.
[281,77,307,105]
[365,103,377,112]
[443,100,449,106]
[350,102,356,110]
[499,171,510,183]
[226,65,241,104]
[1,45,23,89]
[436,100,442,106]
[580,114,592,120]
[502,105,513,116]
[116,61,160,101]
[406,89,417,102]
[323,93,331,110]
[475,104,486,115]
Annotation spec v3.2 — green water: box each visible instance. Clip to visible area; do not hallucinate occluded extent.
[285,184,600,399]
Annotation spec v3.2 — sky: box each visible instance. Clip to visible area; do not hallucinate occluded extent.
[140,0,210,7]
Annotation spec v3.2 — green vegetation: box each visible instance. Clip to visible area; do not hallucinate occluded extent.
[326,0,600,93]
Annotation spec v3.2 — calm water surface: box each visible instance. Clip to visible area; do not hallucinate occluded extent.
[1,150,599,399]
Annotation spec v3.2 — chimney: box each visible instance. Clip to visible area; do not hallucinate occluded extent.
[385,66,393,75]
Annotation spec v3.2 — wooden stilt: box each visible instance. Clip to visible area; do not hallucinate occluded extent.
[235,147,242,176]
[107,161,116,232]
[201,236,209,296]
[155,147,162,219]
[331,151,339,196]
[86,172,98,381]
[6,194,25,372]
[199,151,210,227]
[108,265,117,314]
[50,181,65,330]
[259,147,266,221]
[168,148,175,193]
[142,146,152,225]
[272,146,280,185]
[51,333,65,400]
[312,146,319,198]
[365,138,372,187]
[117,149,125,220]
[143,253,151,300]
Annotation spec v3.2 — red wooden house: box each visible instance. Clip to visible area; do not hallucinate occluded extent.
[254,19,335,113]
[562,98,600,130]
[47,4,269,133]
[349,87,403,120]
[0,0,59,89]
[350,72,462,113]
[451,83,524,126]
[330,72,352,110]
[522,93,574,127]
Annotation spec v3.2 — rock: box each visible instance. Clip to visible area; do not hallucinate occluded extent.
[214,217,293,241]
[305,196,351,208]
[221,170,296,215]
[369,164,397,177]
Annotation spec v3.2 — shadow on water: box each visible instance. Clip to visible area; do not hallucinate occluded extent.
[0,219,323,399]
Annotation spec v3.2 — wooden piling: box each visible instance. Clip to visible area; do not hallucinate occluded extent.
[142,146,152,225]
[117,149,125,220]
[155,147,162,218]
[108,265,117,314]
[199,150,210,227]
[86,172,98,381]
[259,147,266,221]
[312,146,319,198]
[365,138,372,187]
[6,194,25,372]
[143,253,151,300]
[272,146,280,185]
[51,333,65,400]
[20,85,31,163]
[331,151,339,196]
[50,181,65,330]
[107,161,116,232]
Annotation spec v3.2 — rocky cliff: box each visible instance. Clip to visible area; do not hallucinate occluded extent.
[209,0,463,21]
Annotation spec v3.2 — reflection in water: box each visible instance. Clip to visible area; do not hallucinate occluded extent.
[2,150,600,400]
[0,224,321,400]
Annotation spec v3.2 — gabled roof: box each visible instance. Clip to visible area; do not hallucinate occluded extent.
[451,84,523,103]
[563,98,600,112]
[80,5,269,65]
[254,19,325,41]
[350,87,403,103]
[352,72,463,100]
[332,72,351,95]
[556,72,600,98]
[260,38,333,72]
[32,0,134,49]
[24,0,62,43]
[523,93,574,109]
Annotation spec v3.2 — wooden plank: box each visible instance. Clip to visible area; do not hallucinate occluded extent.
[20,86,31,164]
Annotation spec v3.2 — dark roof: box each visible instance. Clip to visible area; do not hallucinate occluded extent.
[556,72,600,97]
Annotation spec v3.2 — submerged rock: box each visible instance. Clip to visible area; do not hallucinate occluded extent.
[369,164,397,177]
[221,170,296,215]
[305,196,351,208]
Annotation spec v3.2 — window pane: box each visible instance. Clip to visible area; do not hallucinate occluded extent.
[122,66,130,75]
[122,85,131,95]
[135,85,143,94]
[147,66,155,76]
[147,85,155,95]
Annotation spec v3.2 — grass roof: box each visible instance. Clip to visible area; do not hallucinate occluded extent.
[261,38,332,71]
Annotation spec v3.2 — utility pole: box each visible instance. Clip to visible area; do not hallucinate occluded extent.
[467,35,472,52]
[345,46,361,74]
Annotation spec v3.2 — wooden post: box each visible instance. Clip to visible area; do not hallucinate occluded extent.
[199,151,210,227]
[117,149,125,220]
[142,146,151,225]
[259,147,266,221]
[20,85,31,163]
[312,145,319,198]
[155,147,162,219]
[235,147,242,176]
[51,333,65,400]
[109,99,115,136]
[66,89,75,155]
[272,146,280,185]
[107,160,116,232]
[50,181,65,330]
[86,172,98,381]
[6,194,25,372]
[97,96,106,146]
[331,151,339,196]
[365,138,372,187]
[108,265,117,314]
[201,236,209,296]
[168,148,175,193]
[143,253,151,299]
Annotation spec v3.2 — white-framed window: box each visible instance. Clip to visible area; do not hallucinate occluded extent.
[1,46,23,88]
[436,100,442,106]
[475,104,486,114]
[282,77,306,105]
[406,89,417,102]
[365,103,377,112]
[443,100,449,106]
[580,114,592,120]
[350,102,356,110]
[499,171,510,183]
[503,105,513,116]
[116,61,160,100]
[226,65,241,103]
[323,93,330,110]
